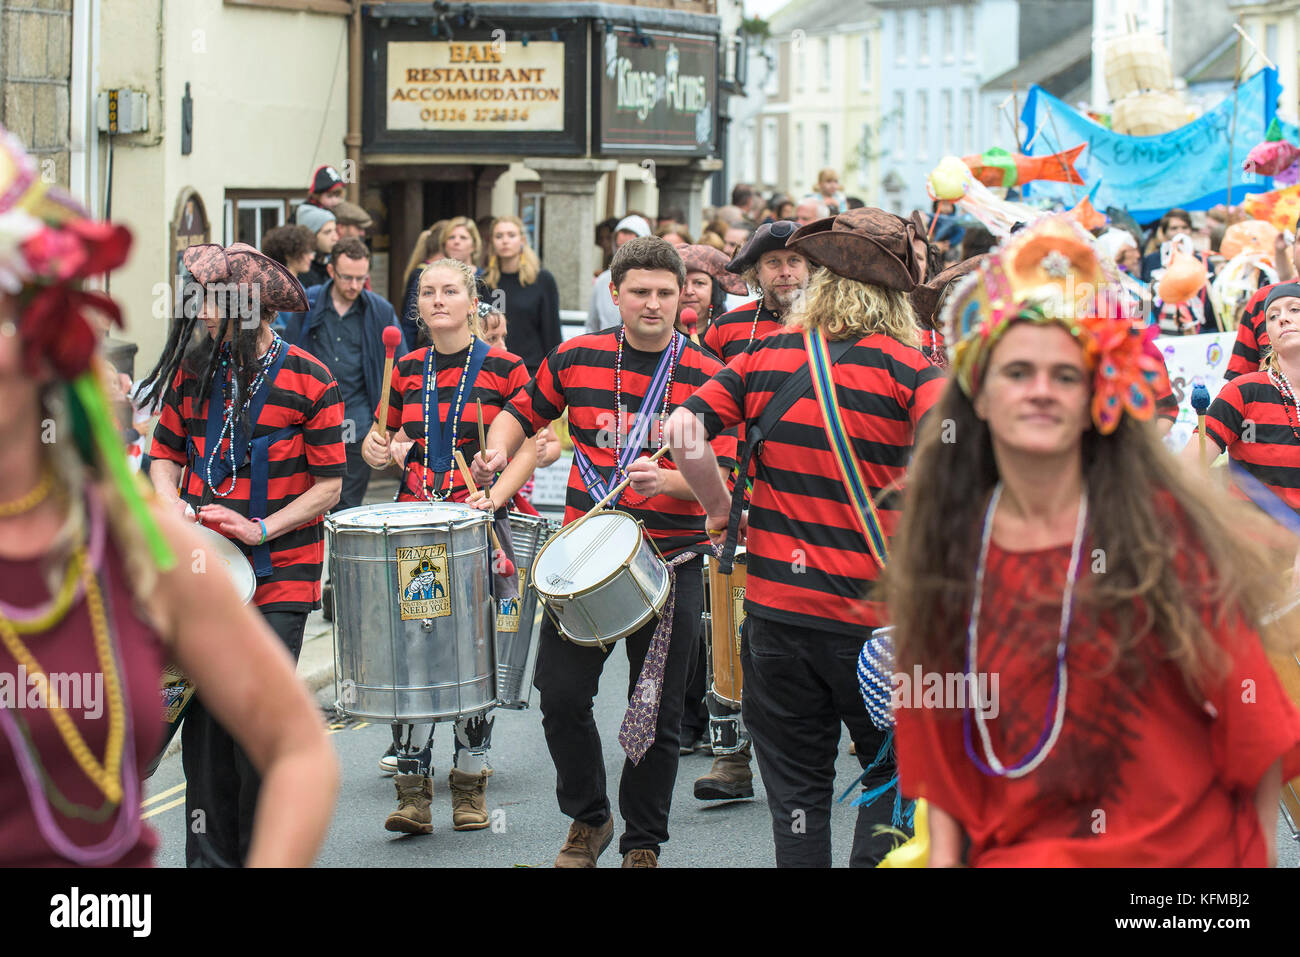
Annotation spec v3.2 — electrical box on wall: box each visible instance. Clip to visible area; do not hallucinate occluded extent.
[96,90,149,134]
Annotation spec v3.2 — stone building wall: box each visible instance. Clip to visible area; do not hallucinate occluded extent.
[0,0,73,187]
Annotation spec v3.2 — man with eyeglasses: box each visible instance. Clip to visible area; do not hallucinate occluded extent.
[278,237,406,616]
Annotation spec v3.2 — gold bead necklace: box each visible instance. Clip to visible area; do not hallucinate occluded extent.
[0,467,55,518]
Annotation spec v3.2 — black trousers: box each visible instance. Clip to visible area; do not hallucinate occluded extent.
[680,633,710,743]
[533,556,703,856]
[182,610,308,868]
[338,440,372,513]
[741,614,897,868]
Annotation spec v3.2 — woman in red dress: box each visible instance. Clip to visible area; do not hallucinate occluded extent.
[888,215,1300,867]
[0,128,337,867]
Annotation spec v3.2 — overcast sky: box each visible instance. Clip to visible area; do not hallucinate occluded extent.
[743,0,794,20]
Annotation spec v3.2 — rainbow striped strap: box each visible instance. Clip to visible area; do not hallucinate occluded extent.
[804,328,889,569]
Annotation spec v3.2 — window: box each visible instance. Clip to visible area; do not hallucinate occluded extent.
[942,89,953,155]
[1267,23,1279,68]
[963,4,976,61]
[858,123,872,189]
[962,89,974,153]
[860,35,872,91]
[819,37,831,90]
[794,38,805,93]
[741,120,757,184]
[820,123,832,168]
[765,45,780,95]
[222,192,293,247]
[894,90,906,154]
[894,13,906,64]
[918,9,929,64]
[942,6,954,62]
[763,118,780,184]
[917,90,929,160]
[795,123,805,187]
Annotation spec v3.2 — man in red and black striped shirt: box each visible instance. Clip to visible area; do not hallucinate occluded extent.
[704,220,811,364]
[476,236,736,868]
[668,208,944,868]
[1186,283,1300,532]
[146,243,345,867]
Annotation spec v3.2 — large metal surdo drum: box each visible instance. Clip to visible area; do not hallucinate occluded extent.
[494,511,552,709]
[328,502,496,722]
[531,510,670,648]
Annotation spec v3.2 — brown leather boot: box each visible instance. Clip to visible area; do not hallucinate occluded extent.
[622,849,658,867]
[693,742,754,800]
[385,774,433,834]
[553,817,614,868]
[449,768,490,831]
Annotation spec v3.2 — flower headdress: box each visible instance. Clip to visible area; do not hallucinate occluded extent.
[944,214,1169,435]
[0,124,171,569]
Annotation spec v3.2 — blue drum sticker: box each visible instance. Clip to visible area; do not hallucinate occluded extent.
[397,544,451,620]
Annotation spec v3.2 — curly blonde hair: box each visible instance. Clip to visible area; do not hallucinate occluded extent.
[784,268,919,345]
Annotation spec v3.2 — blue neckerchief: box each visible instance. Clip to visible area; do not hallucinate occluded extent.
[423,337,490,473]
[200,343,289,492]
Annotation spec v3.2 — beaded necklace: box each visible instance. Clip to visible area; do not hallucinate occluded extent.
[0,467,55,518]
[613,327,680,485]
[0,492,140,864]
[206,334,284,498]
[962,483,1088,779]
[419,339,476,502]
[1269,367,1300,441]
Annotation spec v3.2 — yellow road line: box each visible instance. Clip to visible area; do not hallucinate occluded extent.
[353,722,370,730]
[142,781,187,807]
[141,795,187,820]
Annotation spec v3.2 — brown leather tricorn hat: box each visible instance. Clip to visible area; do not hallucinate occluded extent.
[910,255,984,329]
[679,244,749,296]
[786,208,929,292]
[181,242,309,313]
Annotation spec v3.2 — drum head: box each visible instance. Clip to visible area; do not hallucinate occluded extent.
[534,511,643,595]
[328,501,484,530]
[195,525,256,605]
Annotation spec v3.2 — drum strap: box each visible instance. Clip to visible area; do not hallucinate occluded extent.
[716,336,857,574]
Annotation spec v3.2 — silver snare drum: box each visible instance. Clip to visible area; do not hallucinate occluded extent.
[328,502,496,722]
[531,510,670,648]
[494,511,552,709]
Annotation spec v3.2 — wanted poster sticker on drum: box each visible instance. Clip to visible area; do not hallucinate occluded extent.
[731,586,745,655]
[398,545,452,620]
[497,565,528,632]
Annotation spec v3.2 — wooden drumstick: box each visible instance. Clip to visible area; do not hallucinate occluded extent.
[371,326,403,438]
[681,307,701,347]
[453,450,513,575]
[580,445,671,521]
[1191,383,1211,469]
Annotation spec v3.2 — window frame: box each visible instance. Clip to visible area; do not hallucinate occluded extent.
[222,190,297,247]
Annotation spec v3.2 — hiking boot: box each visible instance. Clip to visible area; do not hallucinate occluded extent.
[379,743,398,775]
[622,849,658,868]
[693,743,754,800]
[384,774,433,835]
[679,731,710,755]
[554,817,614,868]
[449,768,490,831]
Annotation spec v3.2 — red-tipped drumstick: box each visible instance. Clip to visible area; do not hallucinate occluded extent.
[681,306,700,347]
[372,325,403,437]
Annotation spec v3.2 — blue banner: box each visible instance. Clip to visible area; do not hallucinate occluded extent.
[1020,68,1298,222]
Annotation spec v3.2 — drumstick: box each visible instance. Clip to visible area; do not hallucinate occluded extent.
[476,399,489,481]
[580,445,671,520]
[681,307,701,347]
[372,326,403,438]
[453,450,514,576]
[1191,383,1211,469]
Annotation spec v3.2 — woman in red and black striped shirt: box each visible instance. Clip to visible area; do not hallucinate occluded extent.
[360,258,535,836]
[668,207,945,868]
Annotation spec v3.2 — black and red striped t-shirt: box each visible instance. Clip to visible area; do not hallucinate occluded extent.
[383,342,531,502]
[1202,370,1300,515]
[1226,282,1273,380]
[702,300,786,365]
[506,329,738,558]
[151,344,346,613]
[682,330,944,634]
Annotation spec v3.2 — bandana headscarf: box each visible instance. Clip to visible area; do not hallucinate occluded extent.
[944,214,1170,435]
